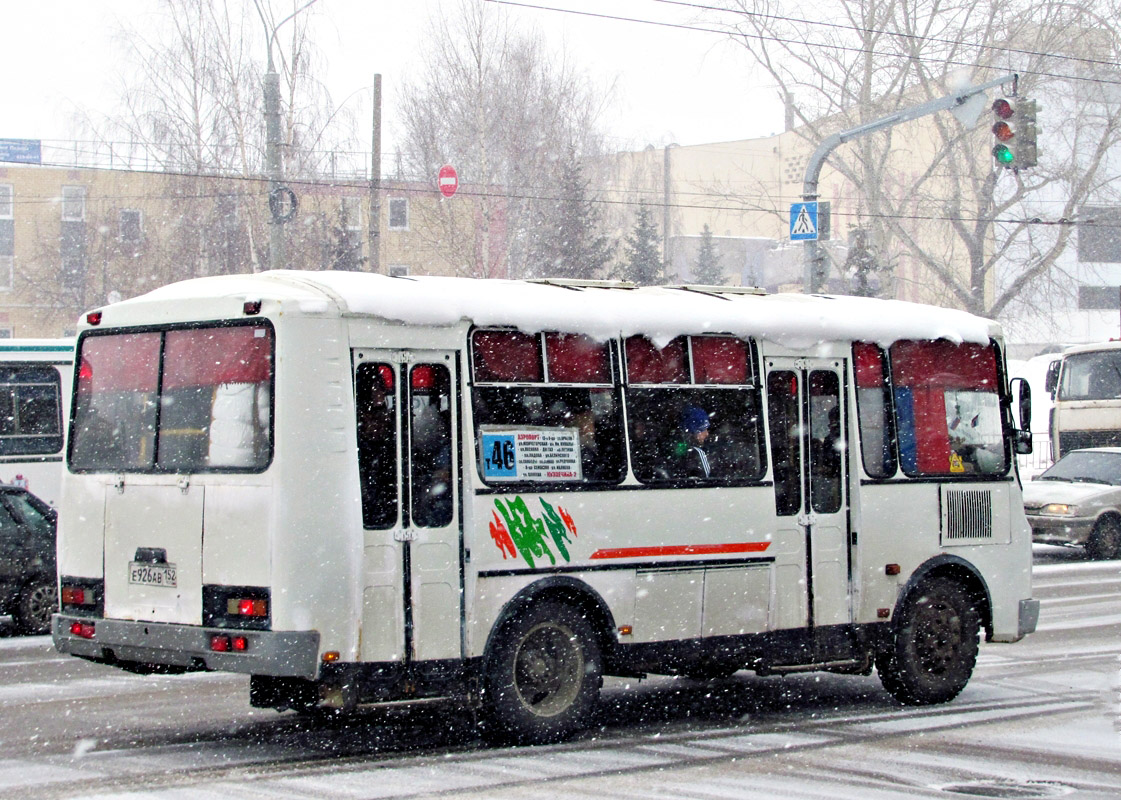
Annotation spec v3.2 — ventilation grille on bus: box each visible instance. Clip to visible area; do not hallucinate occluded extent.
[943,489,993,541]
[1059,429,1121,457]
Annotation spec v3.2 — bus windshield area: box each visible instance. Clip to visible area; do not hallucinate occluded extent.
[69,324,273,472]
[1059,350,1121,401]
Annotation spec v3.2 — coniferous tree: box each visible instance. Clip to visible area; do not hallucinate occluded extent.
[532,147,614,279]
[691,224,725,285]
[617,203,665,286]
[329,205,367,272]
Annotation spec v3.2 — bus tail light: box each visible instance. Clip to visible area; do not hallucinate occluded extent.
[70,621,96,639]
[211,634,250,652]
[86,310,103,326]
[228,597,268,618]
[243,300,262,315]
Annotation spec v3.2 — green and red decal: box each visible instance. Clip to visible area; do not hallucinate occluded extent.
[489,496,770,568]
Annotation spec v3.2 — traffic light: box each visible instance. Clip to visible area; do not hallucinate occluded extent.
[991,97,1040,169]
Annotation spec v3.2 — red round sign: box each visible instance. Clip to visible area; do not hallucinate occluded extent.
[438,164,458,198]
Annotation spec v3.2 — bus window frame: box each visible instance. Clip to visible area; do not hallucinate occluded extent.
[469,327,627,491]
[67,319,276,475]
[622,333,767,488]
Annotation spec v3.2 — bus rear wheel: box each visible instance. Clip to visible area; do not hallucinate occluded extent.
[1086,517,1121,560]
[876,577,979,705]
[482,601,602,745]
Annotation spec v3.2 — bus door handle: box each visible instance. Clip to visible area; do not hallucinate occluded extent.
[797,513,812,528]
[393,528,418,543]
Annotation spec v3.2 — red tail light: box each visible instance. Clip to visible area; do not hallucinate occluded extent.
[232,636,248,652]
[86,311,102,326]
[228,598,268,617]
[69,621,96,639]
[210,634,231,652]
[61,587,86,605]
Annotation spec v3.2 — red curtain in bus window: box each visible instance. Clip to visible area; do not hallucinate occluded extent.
[624,336,688,383]
[77,332,160,394]
[692,336,749,384]
[890,340,997,389]
[472,330,542,383]
[162,326,272,390]
[545,333,609,383]
[853,342,885,388]
[890,340,998,474]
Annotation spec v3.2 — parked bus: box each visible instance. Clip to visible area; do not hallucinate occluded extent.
[0,339,74,506]
[53,272,1038,744]
[1045,340,1121,461]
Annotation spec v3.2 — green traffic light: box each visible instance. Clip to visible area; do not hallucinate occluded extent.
[993,144,1014,164]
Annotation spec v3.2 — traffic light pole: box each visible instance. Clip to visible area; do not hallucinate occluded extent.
[802,73,1016,293]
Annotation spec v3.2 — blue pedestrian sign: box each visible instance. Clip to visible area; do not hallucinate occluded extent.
[790,202,819,241]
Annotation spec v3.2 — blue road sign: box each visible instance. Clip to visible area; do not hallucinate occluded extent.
[790,202,819,241]
[0,139,41,165]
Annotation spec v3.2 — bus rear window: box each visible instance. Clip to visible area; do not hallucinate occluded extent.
[69,324,273,473]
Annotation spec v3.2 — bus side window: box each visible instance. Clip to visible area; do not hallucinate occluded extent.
[624,335,764,485]
[356,363,398,529]
[410,364,452,528]
[767,370,802,516]
[853,343,897,478]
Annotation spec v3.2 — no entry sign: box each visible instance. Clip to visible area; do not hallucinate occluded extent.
[438,164,458,198]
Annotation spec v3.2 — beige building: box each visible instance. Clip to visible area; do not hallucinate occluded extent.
[0,161,504,338]
[608,110,986,307]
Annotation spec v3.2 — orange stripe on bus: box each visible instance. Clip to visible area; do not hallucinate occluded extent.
[588,542,771,560]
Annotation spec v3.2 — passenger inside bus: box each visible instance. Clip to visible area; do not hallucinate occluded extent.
[674,404,713,479]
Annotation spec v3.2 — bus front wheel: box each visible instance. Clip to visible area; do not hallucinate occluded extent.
[482,601,602,745]
[876,577,979,705]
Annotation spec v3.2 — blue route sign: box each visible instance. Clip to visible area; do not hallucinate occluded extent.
[0,139,41,165]
[790,201,819,241]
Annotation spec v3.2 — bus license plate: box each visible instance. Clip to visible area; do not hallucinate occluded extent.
[129,562,177,587]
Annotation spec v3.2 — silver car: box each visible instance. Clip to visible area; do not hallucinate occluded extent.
[1023,447,1121,559]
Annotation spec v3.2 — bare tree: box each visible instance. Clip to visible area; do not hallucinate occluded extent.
[717,0,1121,324]
[396,0,612,279]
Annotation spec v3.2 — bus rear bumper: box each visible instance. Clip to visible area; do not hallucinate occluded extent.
[52,614,321,680]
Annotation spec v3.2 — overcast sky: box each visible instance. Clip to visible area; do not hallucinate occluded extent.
[0,0,782,156]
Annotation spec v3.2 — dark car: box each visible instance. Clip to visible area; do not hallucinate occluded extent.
[1023,447,1121,560]
[0,486,57,634]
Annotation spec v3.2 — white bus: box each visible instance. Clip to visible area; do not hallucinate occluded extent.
[0,339,74,506]
[1045,340,1121,461]
[53,272,1038,744]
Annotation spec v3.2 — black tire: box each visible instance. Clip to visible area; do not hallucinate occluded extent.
[482,601,602,745]
[876,577,979,705]
[14,577,57,635]
[1086,517,1121,561]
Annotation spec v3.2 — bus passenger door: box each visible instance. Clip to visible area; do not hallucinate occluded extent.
[765,358,852,658]
[353,351,462,665]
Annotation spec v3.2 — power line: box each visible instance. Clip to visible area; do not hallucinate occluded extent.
[642,0,1121,74]
[486,0,1121,88]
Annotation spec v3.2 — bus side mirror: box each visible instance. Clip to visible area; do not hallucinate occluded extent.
[1044,360,1060,396]
[1010,377,1032,454]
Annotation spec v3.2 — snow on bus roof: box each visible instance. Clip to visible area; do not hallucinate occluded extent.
[132,270,996,349]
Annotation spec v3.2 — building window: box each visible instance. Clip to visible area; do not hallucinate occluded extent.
[62,186,86,221]
[388,265,409,277]
[119,209,142,243]
[1078,285,1120,310]
[1078,206,1121,263]
[0,329,11,339]
[0,185,11,219]
[388,197,409,230]
[0,257,11,292]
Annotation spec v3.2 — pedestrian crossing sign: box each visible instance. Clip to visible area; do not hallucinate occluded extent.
[790,202,819,241]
